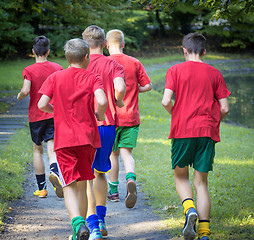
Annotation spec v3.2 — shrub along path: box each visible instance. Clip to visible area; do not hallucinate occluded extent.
[0,97,170,239]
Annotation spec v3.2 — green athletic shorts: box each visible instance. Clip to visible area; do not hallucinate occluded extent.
[171,137,215,173]
[112,125,139,152]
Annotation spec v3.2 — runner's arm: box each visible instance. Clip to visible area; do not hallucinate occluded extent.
[218,97,229,121]
[139,83,152,93]
[162,89,174,114]
[94,89,107,121]
[38,95,53,113]
[17,79,31,100]
[114,77,126,108]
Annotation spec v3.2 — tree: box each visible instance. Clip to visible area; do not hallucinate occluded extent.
[135,0,254,50]
[134,0,254,20]
[0,0,135,58]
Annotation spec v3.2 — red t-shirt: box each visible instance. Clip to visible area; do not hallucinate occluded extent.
[39,67,104,151]
[86,54,125,126]
[108,54,151,126]
[165,61,231,142]
[22,61,63,122]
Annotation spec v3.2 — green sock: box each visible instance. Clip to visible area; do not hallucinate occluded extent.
[126,172,136,182]
[71,216,86,239]
[108,181,119,194]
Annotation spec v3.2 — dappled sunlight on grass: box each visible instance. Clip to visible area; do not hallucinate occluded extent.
[137,137,171,146]
[204,54,228,60]
[215,158,254,165]
[140,114,168,122]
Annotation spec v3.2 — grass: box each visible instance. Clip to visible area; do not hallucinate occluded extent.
[0,56,69,91]
[0,56,69,113]
[138,52,254,66]
[134,90,254,239]
[0,127,33,231]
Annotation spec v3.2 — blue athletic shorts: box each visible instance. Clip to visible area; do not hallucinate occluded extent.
[29,118,54,145]
[92,125,116,173]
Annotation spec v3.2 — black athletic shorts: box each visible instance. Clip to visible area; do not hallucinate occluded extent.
[29,118,54,145]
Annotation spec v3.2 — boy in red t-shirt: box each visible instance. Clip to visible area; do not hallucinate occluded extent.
[82,25,126,239]
[38,38,107,240]
[17,36,63,198]
[162,33,230,240]
[106,29,152,208]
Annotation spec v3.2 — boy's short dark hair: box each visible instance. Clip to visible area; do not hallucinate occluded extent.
[182,33,206,56]
[82,25,105,48]
[64,38,90,64]
[33,36,50,56]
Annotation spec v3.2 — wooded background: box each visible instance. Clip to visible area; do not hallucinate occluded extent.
[1,0,253,58]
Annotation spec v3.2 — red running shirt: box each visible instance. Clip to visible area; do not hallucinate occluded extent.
[22,61,63,122]
[87,54,125,126]
[165,61,231,142]
[108,54,151,127]
[39,67,104,151]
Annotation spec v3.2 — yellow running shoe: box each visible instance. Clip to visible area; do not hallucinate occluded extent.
[33,189,47,198]
[49,172,64,198]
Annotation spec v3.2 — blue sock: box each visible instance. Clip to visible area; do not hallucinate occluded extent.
[96,205,106,223]
[86,214,99,233]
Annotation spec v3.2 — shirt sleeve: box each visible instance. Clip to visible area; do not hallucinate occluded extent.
[22,68,31,81]
[214,71,231,100]
[165,67,175,91]
[38,75,54,99]
[137,62,151,87]
[112,61,125,79]
[92,74,104,93]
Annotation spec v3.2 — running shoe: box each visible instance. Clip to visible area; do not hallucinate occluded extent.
[107,191,120,202]
[182,207,198,240]
[77,224,90,240]
[198,237,209,240]
[33,189,47,198]
[88,228,102,240]
[68,224,90,240]
[99,219,108,236]
[125,179,137,208]
[49,172,64,198]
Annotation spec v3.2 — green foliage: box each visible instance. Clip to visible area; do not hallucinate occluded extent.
[1,0,253,57]
[0,0,153,58]
[0,127,32,231]
[135,0,254,50]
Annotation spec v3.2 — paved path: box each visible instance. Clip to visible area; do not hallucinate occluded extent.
[0,98,171,240]
[0,96,29,146]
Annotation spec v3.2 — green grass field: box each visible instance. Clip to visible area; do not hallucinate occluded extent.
[0,55,253,239]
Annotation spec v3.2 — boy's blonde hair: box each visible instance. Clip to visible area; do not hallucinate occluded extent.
[106,29,124,46]
[64,38,90,63]
[82,25,105,48]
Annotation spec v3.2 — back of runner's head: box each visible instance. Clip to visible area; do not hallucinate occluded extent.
[106,29,124,47]
[82,25,105,48]
[33,36,50,56]
[182,33,206,56]
[64,38,90,64]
